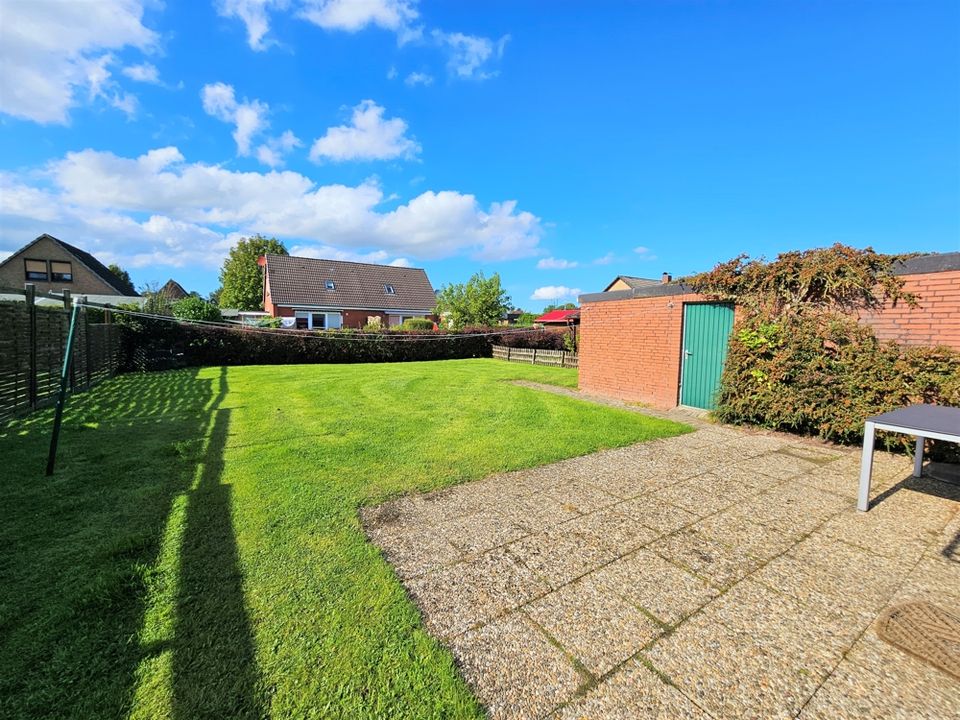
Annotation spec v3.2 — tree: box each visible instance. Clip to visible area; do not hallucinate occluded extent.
[172,296,223,322]
[542,302,577,314]
[515,312,538,326]
[107,263,135,294]
[218,234,288,310]
[435,272,511,329]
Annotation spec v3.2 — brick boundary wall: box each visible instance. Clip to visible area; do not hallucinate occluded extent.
[578,252,960,408]
[859,269,960,349]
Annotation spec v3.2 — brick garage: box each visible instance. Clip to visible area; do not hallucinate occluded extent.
[578,252,960,409]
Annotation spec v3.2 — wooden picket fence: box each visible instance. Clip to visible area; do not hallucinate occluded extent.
[492,345,578,369]
[0,287,121,422]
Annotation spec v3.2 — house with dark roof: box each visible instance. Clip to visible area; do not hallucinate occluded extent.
[0,234,139,297]
[602,274,670,292]
[158,279,190,301]
[258,254,436,329]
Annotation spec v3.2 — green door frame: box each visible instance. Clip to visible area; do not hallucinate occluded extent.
[679,302,735,410]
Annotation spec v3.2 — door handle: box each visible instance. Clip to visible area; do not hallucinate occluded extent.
[684,350,692,357]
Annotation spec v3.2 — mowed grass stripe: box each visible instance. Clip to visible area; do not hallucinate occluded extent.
[0,359,690,719]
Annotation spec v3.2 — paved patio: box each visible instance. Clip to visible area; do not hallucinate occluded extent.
[362,398,960,719]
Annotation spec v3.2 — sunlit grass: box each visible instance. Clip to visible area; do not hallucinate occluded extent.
[0,359,690,718]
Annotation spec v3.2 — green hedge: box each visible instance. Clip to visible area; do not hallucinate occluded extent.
[116,319,522,371]
[716,311,960,457]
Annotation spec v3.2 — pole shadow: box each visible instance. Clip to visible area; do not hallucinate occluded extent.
[172,368,264,718]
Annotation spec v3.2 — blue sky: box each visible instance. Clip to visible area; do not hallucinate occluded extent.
[1,1,957,309]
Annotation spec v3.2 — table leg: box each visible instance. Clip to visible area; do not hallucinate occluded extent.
[858,421,876,512]
[914,436,924,478]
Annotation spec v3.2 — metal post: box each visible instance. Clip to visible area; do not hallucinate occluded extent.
[857,421,876,512]
[913,436,924,477]
[25,283,38,409]
[45,302,81,476]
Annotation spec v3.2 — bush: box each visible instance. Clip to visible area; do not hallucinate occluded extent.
[256,317,282,328]
[688,245,959,459]
[495,329,567,350]
[401,317,435,331]
[172,296,222,322]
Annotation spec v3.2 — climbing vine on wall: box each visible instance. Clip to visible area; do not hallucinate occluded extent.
[686,244,959,456]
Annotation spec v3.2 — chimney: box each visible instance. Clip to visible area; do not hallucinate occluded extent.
[257,255,267,267]
[661,272,672,284]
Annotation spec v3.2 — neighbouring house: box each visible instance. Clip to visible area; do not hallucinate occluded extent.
[0,234,139,298]
[578,252,960,411]
[157,279,189,301]
[258,254,437,329]
[603,274,668,292]
[500,308,526,325]
[535,308,580,328]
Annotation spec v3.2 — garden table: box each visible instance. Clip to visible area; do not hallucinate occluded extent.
[858,404,960,511]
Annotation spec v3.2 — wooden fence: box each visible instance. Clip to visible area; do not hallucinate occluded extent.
[0,287,121,422]
[492,345,579,369]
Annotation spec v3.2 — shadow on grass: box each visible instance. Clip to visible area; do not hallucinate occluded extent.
[173,370,263,718]
[0,366,262,718]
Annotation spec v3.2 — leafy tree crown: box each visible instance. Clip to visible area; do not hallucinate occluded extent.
[218,234,288,310]
[435,272,511,329]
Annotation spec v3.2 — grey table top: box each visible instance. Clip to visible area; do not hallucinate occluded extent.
[867,404,960,437]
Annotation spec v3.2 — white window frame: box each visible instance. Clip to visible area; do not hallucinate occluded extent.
[294,310,343,330]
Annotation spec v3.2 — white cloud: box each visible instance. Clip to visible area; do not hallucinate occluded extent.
[0,146,544,266]
[593,252,616,265]
[309,100,420,162]
[201,82,269,156]
[298,0,420,42]
[122,62,160,84]
[201,82,298,165]
[386,65,398,79]
[0,0,157,124]
[255,130,303,167]
[433,30,509,79]
[531,286,581,301]
[388,257,413,267]
[537,257,578,270]
[634,245,658,261]
[216,0,288,51]
[404,71,434,87]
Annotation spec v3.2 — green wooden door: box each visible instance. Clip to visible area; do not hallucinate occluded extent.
[680,303,734,410]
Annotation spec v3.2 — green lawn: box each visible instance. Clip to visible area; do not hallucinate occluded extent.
[0,359,690,719]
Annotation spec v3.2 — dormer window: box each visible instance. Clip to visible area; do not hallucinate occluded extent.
[325,280,336,290]
[384,284,396,294]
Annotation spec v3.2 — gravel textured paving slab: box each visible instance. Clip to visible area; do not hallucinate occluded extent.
[591,549,720,625]
[363,387,959,719]
[554,659,711,720]
[526,576,662,675]
[451,612,585,720]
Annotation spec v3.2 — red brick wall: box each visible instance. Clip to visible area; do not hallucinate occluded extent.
[579,269,959,408]
[578,292,703,408]
[858,270,960,350]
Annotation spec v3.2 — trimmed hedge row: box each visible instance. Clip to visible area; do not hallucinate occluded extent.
[116,318,566,371]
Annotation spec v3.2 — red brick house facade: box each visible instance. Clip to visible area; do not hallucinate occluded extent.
[578,252,960,410]
[259,254,436,329]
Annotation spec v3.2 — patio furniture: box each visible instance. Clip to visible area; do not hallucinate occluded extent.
[858,404,960,512]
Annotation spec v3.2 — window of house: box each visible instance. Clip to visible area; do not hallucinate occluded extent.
[24,259,48,281]
[384,284,396,294]
[50,261,73,282]
[311,313,326,329]
[325,280,336,290]
[295,317,309,329]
